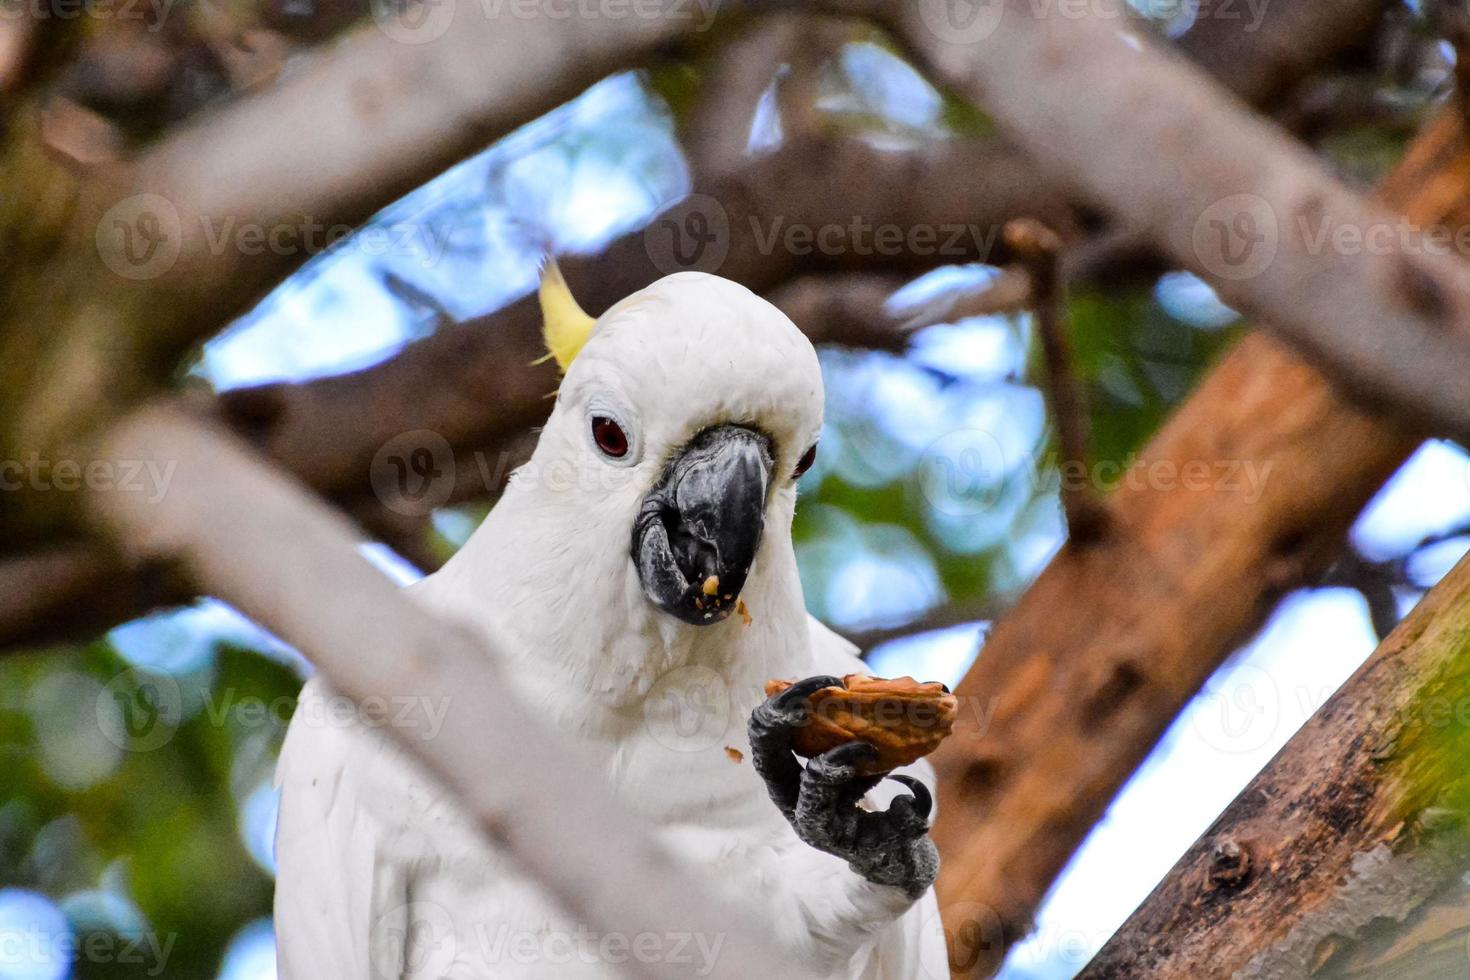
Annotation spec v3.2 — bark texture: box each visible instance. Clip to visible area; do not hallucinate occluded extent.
[1080,547,1470,978]
[929,106,1470,976]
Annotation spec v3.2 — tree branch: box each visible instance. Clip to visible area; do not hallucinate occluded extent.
[87,403,821,980]
[0,268,920,652]
[888,0,1470,440]
[5,0,758,463]
[1005,218,1107,543]
[0,0,1383,646]
[925,104,1470,975]
[1080,548,1470,978]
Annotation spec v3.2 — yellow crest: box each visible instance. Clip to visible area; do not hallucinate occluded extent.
[538,257,596,373]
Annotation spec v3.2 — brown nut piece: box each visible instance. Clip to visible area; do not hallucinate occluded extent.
[763,673,958,774]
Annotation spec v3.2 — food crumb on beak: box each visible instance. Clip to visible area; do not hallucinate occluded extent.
[738,599,753,628]
[702,575,720,596]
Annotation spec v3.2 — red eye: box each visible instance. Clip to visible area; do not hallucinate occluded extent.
[793,443,818,479]
[592,416,629,458]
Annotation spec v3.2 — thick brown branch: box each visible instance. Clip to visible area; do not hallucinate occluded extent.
[927,105,1470,976]
[1080,550,1470,978]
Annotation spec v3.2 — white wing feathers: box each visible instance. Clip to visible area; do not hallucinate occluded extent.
[273,679,411,980]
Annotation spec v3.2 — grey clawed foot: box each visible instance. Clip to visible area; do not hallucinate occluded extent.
[748,675,843,815]
[748,679,939,899]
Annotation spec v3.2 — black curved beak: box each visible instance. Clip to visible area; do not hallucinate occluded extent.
[632,425,773,625]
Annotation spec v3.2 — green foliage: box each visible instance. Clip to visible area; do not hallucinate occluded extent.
[0,638,298,977]
[1063,287,1243,469]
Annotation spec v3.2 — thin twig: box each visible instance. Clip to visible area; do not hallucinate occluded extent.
[1006,218,1109,544]
[898,266,1034,331]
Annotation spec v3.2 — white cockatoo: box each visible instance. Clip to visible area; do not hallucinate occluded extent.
[274,265,949,979]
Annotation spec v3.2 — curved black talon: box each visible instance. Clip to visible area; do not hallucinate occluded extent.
[749,674,844,815]
[884,774,933,822]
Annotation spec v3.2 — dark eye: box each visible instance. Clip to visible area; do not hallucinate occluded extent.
[591,416,629,459]
[793,443,818,479]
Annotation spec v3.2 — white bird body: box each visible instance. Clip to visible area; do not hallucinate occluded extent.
[274,273,948,979]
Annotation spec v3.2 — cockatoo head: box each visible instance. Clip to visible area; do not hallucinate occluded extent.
[529,266,823,630]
